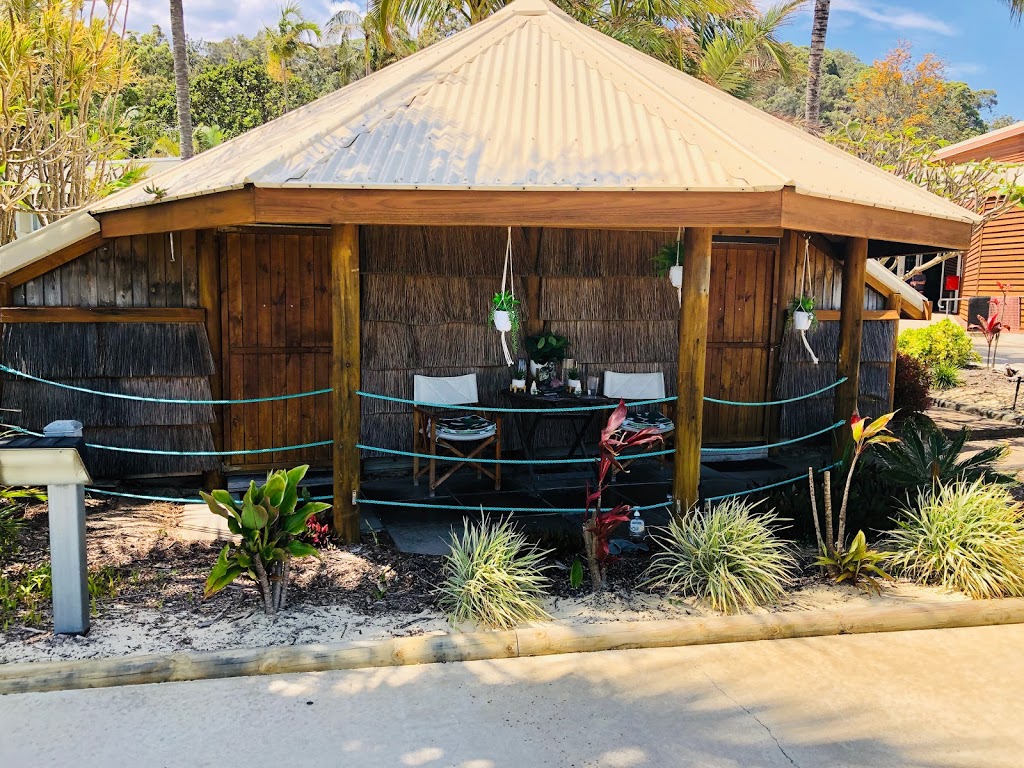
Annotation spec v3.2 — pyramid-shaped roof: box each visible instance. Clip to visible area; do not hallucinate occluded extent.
[90,0,975,228]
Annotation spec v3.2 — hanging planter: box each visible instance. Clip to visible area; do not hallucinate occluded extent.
[655,228,685,302]
[669,264,684,288]
[790,296,816,331]
[491,291,519,333]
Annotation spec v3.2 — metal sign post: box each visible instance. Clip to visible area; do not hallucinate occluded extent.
[0,420,92,635]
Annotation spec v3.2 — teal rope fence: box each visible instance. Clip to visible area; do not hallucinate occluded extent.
[355,443,675,464]
[700,421,844,453]
[704,463,839,503]
[0,364,330,405]
[85,488,333,504]
[354,498,675,514]
[703,378,847,406]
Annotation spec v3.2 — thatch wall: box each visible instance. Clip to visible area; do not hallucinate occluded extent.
[0,323,217,477]
[775,320,896,438]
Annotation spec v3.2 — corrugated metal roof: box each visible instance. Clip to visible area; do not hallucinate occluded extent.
[86,0,976,226]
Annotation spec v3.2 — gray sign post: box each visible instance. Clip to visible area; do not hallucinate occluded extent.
[0,420,92,635]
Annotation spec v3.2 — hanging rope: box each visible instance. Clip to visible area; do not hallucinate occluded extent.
[674,226,682,307]
[799,235,819,365]
[499,226,515,367]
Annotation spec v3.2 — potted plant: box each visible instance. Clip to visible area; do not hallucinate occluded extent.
[654,241,684,287]
[511,362,527,392]
[565,366,582,394]
[789,296,816,331]
[491,291,520,333]
[525,332,569,389]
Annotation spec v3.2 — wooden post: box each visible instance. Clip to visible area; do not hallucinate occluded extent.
[834,237,868,453]
[196,230,225,491]
[331,225,361,543]
[674,227,713,515]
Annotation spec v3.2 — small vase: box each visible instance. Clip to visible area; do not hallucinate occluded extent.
[793,310,812,332]
[669,265,683,288]
[494,310,513,332]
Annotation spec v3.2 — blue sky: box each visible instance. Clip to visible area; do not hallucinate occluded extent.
[128,0,1022,122]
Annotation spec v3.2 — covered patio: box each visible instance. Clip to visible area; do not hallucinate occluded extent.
[0,0,977,543]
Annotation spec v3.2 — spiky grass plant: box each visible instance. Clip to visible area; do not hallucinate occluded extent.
[642,499,797,614]
[883,480,1024,599]
[438,515,553,630]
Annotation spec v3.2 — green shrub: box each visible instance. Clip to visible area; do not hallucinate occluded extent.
[438,516,553,629]
[878,418,1011,488]
[883,480,1024,599]
[896,319,979,370]
[642,499,797,614]
[931,362,964,390]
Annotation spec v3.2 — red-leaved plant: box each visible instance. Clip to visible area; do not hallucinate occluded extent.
[582,400,664,591]
[978,304,1003,368]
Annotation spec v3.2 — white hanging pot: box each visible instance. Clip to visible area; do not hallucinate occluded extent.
[494,310,513,332]
[793,310,812,332]
[669,265,684,288]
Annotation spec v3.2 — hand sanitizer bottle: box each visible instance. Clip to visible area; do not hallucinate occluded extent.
[629,510,645,540]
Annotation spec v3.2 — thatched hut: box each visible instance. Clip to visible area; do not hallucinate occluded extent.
[0,0,977,541]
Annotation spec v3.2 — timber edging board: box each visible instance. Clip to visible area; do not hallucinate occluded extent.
[2,598,1023,695]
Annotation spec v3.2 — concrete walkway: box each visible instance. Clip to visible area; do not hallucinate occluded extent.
[3,623,1023,767]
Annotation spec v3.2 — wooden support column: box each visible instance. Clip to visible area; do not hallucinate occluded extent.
[887,292,903,410]
[197,230,225,491]
[674,227,713,515]
[835,237,868,453]
[331,224,361,543]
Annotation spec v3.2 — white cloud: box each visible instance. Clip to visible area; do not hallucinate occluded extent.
[831,0,956,36]
[127,0,351,39]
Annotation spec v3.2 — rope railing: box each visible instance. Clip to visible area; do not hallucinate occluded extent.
[0,363,847,410]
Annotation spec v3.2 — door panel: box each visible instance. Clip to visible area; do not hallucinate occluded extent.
[703,243,777,443]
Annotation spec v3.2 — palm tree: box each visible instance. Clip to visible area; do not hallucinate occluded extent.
[1005,0,1024,19]
[803,0,829,127]
[265,3,322,113]
[168,0,194,160]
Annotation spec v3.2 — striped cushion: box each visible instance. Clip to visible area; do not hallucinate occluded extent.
[431,415,497,441]
[621,410,674,435]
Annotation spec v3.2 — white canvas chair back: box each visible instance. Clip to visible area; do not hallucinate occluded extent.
[603,371,666,400]
[414,374,479,406]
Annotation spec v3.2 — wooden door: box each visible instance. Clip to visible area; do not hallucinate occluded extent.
[220,228,333,468]
[703,243,777,443]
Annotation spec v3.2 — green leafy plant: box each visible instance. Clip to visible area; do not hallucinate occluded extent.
[654,240,683,277]
[490,291,521,334]
[814,530,892,594]
[787,295,817,326]
[808,412,899,582]
[930,361,963,390]
[642,498,797,614]
[896,318,978,370]
[437,515,553,630]
[883,480,1024,599]
[143,184,168,200]
[877,418,1011,489]
[565,366,580,381]
[201,465,330,616]
[569,557,584,589]
[525,332,569,364]
[513,361,527,379]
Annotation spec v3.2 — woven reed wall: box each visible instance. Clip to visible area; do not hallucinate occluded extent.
[0,323,217,477]
[775,320,896,438]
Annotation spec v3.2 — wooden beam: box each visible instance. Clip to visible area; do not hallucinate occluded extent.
[97,189,256,238]
[331,224,361,543]
[3,233,107,287]
[674,227,713,515]
[0,307,205,323]
[197,229,225,490]
[814,309,900,321]
[256,188,784,229]
[835,237,869,454]
[781,189,974,251]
